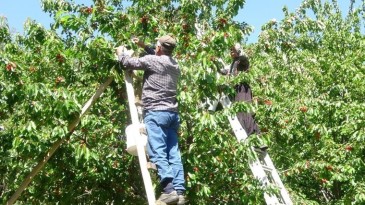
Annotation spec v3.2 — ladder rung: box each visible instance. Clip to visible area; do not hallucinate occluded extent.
[253,147,267,154]
[261,164,273,172]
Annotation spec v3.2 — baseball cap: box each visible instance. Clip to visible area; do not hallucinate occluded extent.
[157,35,176,50]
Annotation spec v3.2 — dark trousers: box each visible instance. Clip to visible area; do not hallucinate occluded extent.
[234,84,260,136]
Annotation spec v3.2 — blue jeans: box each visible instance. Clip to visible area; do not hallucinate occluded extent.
[144,110,186,192]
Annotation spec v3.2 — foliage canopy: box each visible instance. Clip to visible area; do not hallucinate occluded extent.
[1,0,364,204]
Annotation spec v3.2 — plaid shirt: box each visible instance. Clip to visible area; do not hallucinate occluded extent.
[118,53,180,112]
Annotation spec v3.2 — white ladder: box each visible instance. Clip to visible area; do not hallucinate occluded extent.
[218,94,293,205]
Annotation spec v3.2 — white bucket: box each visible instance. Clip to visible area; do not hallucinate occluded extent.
[125,123,148,156]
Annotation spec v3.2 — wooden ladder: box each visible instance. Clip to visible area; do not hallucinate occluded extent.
[123,70,156,205]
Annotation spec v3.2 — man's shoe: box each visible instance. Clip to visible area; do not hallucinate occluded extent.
[155,201,167,205]
[156,191,179,205]
[177,194,188,205]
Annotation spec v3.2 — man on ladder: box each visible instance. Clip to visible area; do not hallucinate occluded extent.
[218,43,267,150]
[215,43,292,205]
[116,34,187,205]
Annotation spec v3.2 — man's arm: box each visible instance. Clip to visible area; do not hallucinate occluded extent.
[119,55,149,71]
[219,67,229,75]
[213,58,229,75]
[144,46,155,55]
[116,46,147,70]
[132,37,155,55]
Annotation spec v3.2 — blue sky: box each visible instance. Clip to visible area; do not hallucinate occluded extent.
[0,0,355,43]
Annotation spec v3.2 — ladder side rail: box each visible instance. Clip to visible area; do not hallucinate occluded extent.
[248,148,281,204]
[220,94,248,141]
[124,71,156,205]
[261,151,293,205]
[227,116,248,141]
[124,70,139,124]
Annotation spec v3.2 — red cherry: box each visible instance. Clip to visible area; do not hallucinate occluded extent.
[345,145,353,151]
[326,165,333,171]
[86,7,93,14]
[56,54,64,63]
[6,62,16,71]
[299,106,308,113]
[6,64,13,71]
[219,18,227,25]
[264,100,272,105]
[140,15,148,24]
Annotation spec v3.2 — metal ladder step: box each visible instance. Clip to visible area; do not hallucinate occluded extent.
[261,164,273,172]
